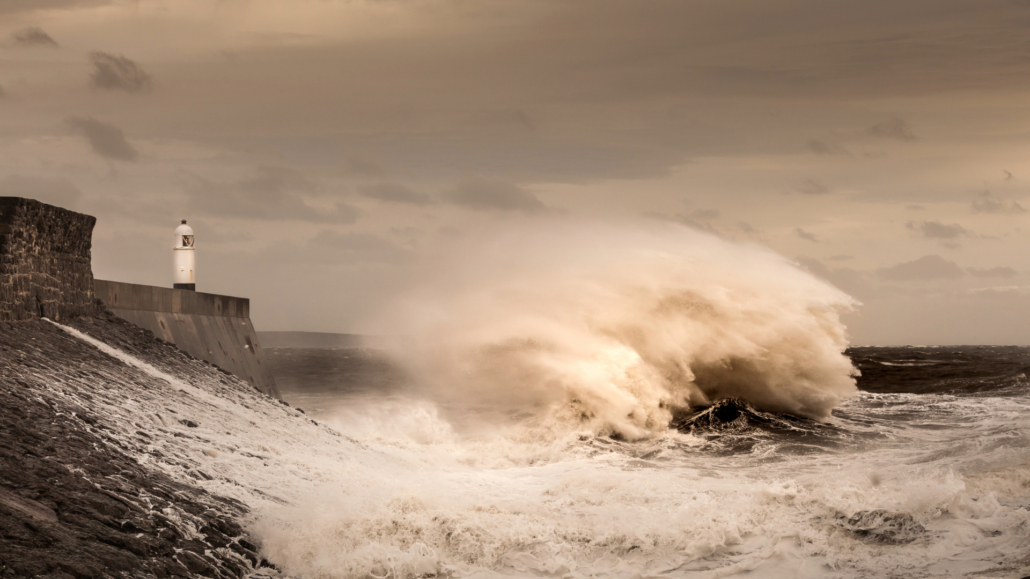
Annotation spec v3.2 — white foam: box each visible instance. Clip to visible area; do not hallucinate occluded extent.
[46,318,231,410]
[254,392,1030,579]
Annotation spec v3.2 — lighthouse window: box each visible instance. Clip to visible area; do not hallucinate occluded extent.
[182,235,194,247]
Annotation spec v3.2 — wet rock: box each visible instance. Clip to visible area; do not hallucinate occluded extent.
[201,523,232,548]
[229,541,260,566]
[671,397,838,440]
[177,550,214,574]
[212,516,243,537]
[836,509,926,544]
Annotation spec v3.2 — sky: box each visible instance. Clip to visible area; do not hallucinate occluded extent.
[2,0,1030,344]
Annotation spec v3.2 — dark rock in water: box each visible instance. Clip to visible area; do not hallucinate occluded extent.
[836,509,926,544]
[672,398,808,433]
[0,315,264,578]
[670,398,851,455]
[675,398,753,430]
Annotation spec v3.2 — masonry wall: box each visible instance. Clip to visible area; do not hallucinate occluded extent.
[0,197,101,322]
[94,280,281,400]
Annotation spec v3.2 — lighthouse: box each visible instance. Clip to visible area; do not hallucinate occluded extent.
[173,219,196,291]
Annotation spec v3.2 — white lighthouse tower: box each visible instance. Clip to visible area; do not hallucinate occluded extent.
[173,219,196,291]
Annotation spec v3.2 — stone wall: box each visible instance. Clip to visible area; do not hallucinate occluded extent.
[94,280,281,400]
[0,197,100,322]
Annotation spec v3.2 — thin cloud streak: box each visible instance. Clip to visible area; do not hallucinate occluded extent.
[869,117,916,141]
[12,27,57,46]
[795,227,819,242]
[906,220,968,239]
[879,255,965,281]
[358,183,433,206]
[447,178,547,213]
[178,168,359,223]
[89,52,152,93]
[65,116,138,161]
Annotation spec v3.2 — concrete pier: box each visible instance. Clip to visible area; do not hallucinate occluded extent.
[94,280,281,399]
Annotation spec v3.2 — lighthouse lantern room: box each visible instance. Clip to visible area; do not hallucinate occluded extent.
[173,219,196,291]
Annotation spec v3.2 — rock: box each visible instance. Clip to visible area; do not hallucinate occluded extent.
[0,486,58,522]
[177,551,213,574]
[836,509,926,544]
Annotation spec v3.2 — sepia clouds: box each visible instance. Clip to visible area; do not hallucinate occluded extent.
[906,220,968,239]
[968,266,1017,278]
[806,139,849,156]
[447,178,547,213]
[869,117,916,141]
[879,255,965,281]
[178,167,359,224]
[11,27,57,46]
[1,0,1029,341]
[971,192,1025,215]
[358,184,433,206]
[795,180,830,195]
[0,175,82,208]
[65,117,138,161]
[795,228,819,242]
[89,52,152,93]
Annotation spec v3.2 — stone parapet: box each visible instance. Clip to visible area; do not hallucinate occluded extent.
[94,280,251,319]
[0,197,100,322]
[94,280,280,399]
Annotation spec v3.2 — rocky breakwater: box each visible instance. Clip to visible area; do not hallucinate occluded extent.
[0,198,101,322]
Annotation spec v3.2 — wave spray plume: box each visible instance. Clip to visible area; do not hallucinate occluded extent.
[378,219,859,439]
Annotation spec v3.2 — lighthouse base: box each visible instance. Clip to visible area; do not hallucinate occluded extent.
[173,283,196,291]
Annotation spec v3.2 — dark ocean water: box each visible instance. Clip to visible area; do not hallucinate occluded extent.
[849,346,1030,395]
[268,345,1030,400]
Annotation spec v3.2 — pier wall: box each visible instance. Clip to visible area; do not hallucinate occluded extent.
[94,280,281,399]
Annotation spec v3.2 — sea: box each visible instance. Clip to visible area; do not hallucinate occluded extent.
[237,223,1030,579]
[259,343,1030,579]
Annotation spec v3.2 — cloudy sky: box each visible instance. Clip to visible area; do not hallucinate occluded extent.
[2,0,1029,344]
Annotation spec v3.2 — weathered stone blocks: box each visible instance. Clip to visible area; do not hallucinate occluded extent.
[0,197,101,322]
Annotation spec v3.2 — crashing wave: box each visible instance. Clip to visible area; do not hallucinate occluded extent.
[375,219,859,440]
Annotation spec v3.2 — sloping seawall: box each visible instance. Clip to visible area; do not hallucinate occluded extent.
[94,280,281,400]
